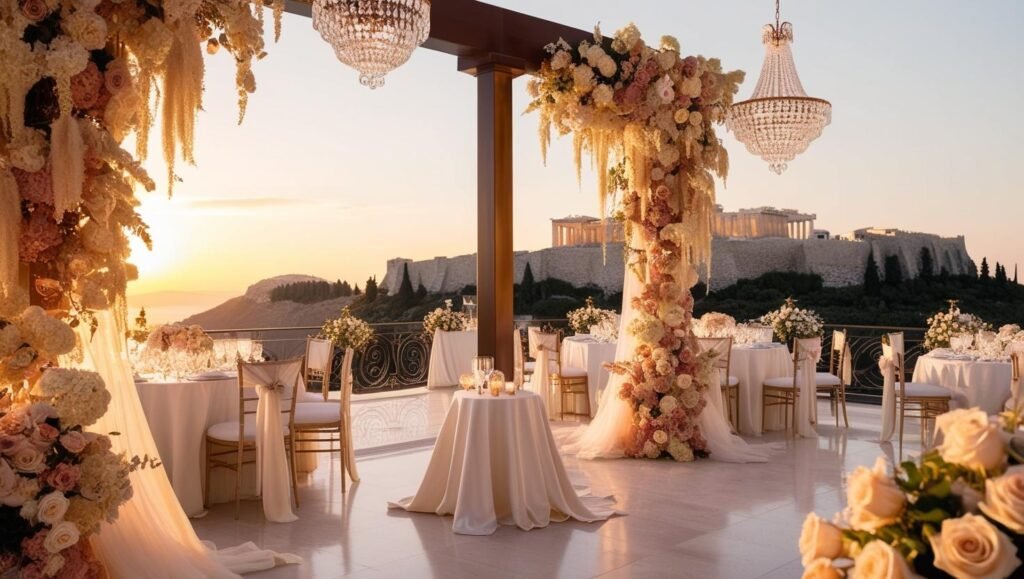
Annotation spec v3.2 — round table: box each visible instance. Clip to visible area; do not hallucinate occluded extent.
[388,390,618,535]
[426,330,477,388]
[560,335,617,417]
[729,343,794,435]
[912,353,1011,413]
[136,375,318,516]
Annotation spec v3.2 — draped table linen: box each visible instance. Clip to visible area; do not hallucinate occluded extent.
[560,335,617,417]
[912,352,1011,414]
[427,330,477,388]
[136,377,317,517]
[388,390,619,535]
[729,343,794,435]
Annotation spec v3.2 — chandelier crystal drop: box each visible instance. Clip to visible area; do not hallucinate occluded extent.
[312,0,431,89]
[727,0,831,174]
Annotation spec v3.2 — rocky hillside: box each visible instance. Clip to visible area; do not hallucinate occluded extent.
[182,275,354,330]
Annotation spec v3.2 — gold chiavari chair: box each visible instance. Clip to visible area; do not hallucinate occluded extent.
[761,340,811,437]
[817,329,849,428]
[885,332,951,457]
[695,337,740,432]
[302,337,334,402]
[204,357,302,518]
[532,329,591,420]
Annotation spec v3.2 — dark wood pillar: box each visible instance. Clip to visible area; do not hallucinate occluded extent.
[461,58,523,377]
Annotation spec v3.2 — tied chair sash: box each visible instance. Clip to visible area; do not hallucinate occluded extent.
[244,364,299,523]
[878,343,898,442]
[795,338,822,438]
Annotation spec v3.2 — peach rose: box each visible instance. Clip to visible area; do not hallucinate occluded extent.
[21,0,48,22]
[43,521,79,554]
[802,558,843,579]
[979,465,1024,533]
[799,513,844,566]
[12,445,46,473]
[846,457,905,532]
[936,409,1006,472]
[929,514,1021,579]
[59,432,87,454]
[853,541,917,579]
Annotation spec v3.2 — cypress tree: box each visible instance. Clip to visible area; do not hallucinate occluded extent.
[519,262,537,307]
[995,263,1007,285]
[397,263,415,302]
[416,280,428,300]
[353,283,361,295]
[919,247,934,279]
[980,258,990,280]
[365,276,378,302]
[884,255,903,286]
[864,253,882,296]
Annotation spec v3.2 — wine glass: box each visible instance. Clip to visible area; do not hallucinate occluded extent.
[472,356,494,395]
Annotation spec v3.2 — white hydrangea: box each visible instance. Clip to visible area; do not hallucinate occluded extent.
[16,306,77,358]
[34,368,110,428]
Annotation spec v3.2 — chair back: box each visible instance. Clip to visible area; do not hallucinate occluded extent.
[339,348,355,418]
[513,328,525,388]
[883,332,907,399]
[238,357,304,432]
[305,337,335,401]
[529,328,561,356]
[695,337,733,388]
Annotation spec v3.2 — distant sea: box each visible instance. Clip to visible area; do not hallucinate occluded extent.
[126,290,235,326]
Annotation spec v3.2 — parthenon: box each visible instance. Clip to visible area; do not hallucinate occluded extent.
[551,206,819,247]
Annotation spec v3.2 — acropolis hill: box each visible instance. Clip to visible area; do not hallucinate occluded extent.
[383,206,974,294]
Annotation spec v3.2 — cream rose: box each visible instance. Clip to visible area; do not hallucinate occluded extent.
[853,541,916,579]
[652,430,668,445]
[929,514,1021,579]
[43,521,80,554]
[799,513,844,566]
[936,409,1006,472]
[592,84,614,106]
[802,558,842,579]
[846,457,905,532]
[37,491,69,525]
[11,446,46,473]
[979,465,1024,533]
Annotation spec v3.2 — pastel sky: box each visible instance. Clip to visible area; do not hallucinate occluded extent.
[127,0,1024,303]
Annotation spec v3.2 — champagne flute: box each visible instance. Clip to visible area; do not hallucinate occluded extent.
[472,356,494,395]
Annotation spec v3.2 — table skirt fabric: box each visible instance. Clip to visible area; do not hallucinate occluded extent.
[560,336,617,417]
[388,390,619,535]
[427,330,478,389]
[911,355,1009,413]
[729,344,795,435]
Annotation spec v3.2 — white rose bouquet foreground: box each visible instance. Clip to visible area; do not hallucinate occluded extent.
[529,23,744,462]
[566,297,615,335]
[759,298,824,344]
[924,302,990,352]
[319,307,374,351]
[798,408,1024,579]
[423,300,468,336]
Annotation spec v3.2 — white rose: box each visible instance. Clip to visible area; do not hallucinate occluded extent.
[846,457,905,532]
[802,558,842,579]
[929,514,1021,579]
[675,374,693,390]
[11,446,46,473]
[936,409,1007,472]
[659,395,679,414]
[799,513,843,566]
[978,465,1024,533]
[37,491,69,525]
[853,541,917,579]
[652,430,668,445]
[43,521,80,554]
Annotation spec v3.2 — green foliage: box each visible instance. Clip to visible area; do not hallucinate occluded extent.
[884,255,904,286]
[864,253,882,297]
[269,279,354,304]
[364,276,378,303]
[397,263,415,303]
[517,263,537,308]
[415,282,427,300]
[980,257,991,280]
[919,247,934,279]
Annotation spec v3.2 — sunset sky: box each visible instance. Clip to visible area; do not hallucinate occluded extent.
[126,0,1024,317]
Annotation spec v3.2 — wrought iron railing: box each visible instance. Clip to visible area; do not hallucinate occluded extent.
[206,320,923,401]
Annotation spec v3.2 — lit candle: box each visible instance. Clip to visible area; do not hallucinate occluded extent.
[458,373,475,391]
[488,370,505,397]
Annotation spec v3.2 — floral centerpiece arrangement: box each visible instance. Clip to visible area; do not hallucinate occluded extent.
[144,324,213,355]
[693,312,736,338]
[0,290,131,578]
[759,298,824,344]
[529,23,744,462]
[923,302,991,352]
[319,307,374,352]
[566,297,615,335]
[423,300,468,336]
[798,408,1023,579]
[591,314,620,343]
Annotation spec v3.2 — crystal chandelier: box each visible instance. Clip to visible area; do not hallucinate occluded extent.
[727,0,831,174]
[312,0,431,89]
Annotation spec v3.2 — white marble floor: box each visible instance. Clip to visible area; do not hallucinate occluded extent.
[193,393,925,579]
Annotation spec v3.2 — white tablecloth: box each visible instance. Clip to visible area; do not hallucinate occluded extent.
[561,335,617,417]
[912,353,1011,413]
[427,330,477,388]
[136,377,317,517]
[730,344,794,435]
[388,390,619,535]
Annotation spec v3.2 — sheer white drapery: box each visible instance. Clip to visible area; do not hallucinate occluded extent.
[68,312,301,578]
[878,334,902,442]
[563,269,770,463]
[242,359,301,523]
[794,337,822,439]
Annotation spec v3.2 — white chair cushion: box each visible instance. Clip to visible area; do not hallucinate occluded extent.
[902,383,951,398]
[763,377,796,389]
[557,367,588,379]
[815,372,842,387]
[297,391,325,403]
[207,420,290,442]
[294,402,342,426]
[722,375,739,388]
[524,361,559,374]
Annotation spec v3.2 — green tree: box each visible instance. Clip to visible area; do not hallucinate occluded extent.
[919,247,934,279]
[353,283,361,295]
[884,255,903,286]
[416,280,428,300]
[980,257,990,280]
[863,253,882,296]
[364,276,378,302]
[518,262,537,308]
[397,263,415,302]
[995,262,1007,285]
[1015,265,1019,285]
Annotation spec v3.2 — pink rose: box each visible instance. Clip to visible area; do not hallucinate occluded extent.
[59,432,87,454]
[21,0,49,22]
[681,56,699,77]
[22,529,49,562]
[32,423,60,448]
[104,59,131,94]
[45,464,81,492]
[0,434,28,456]
[71,62,103,110]
[20,563,46,579]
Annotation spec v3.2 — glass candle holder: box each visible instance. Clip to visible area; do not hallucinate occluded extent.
[488,370,505,397]
[458,373,475,391]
